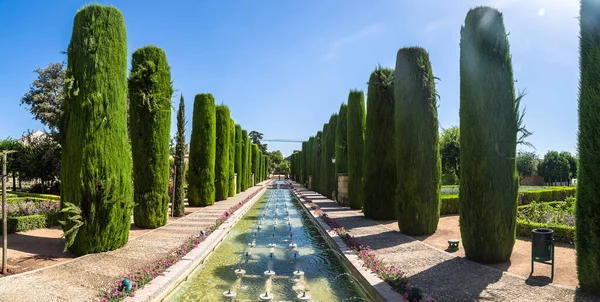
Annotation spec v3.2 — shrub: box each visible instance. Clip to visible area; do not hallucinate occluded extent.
[394,47,441,235]
[61,4,133,255]
[129,46,173,228]
[188,94,216,206]
[364,68,397,220]
[519,187,576,205]
[577,0,600,291]
[1,212,61,234]
[10,192,60,200]
[214,105,230,202]
[440,195,460,215]
[347,91,366,209]
[459,6,519,263]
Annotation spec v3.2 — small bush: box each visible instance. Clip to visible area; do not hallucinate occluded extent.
[441,195,459,215]
[516,219,574,244]
[0,212,61,233]
[10,192,60,200]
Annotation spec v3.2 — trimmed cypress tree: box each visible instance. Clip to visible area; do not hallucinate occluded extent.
[228,119,236,197]
[214,105,230,201]
[459,7,519,263]
[394,47,441,236]
[335,104,348,176]
[320,124,329,195]
[306,137,315,188]
[241,130,249,190]
[130,46,173,229]
[325,115,338,199]
[235,124,242,193]
[576,0,600,292]
[363,67,397,220]
[251,144,258,185]
[173,95,186,217]
[314,131,323,193]
[61,4,132,254]
[347,90,366,209]
[301,141,308,183]
[188,94,216,207]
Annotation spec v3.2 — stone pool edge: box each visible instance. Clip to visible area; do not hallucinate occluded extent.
[291,189,404,302]
[125,183,269,302]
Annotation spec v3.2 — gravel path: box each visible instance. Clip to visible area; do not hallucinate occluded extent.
[296,187,598,302]
[0,184,267,302]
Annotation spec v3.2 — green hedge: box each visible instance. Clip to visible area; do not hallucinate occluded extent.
[441,195,459,215]
[1,212,60,233]
[516,219,574,244]
[9,192,60,200]
[518,187,576,205]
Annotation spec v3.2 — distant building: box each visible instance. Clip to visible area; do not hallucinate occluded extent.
[17,130,48,146]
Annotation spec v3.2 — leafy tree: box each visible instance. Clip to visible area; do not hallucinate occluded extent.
[516,151,538,180]
[440,126,460,178]
[173,95,186,217]
[61,4,132,254]
[459,6,519,263]
[214,105,230,201]
[577,0,600,291]
[188,94,216,206]
[17,132,61,191]
[0,137,23,190]
[560,151,577,179]
[394,47,441,236]
[538,151,571,183]
[364,67,397,220]
[129,46,173,229]
[347,91,366,209]
[249,130,267,153]
[21,61,66,140]
[267,150,286,172]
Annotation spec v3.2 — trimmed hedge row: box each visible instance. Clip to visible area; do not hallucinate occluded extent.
[0,212,61,234]
[9,192,60,200]
[516,219,574,244]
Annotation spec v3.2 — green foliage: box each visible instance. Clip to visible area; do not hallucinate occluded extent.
[10,191,60,200]
[537,151,571,182]
[364,67,397,220]
[188,94,216,206]
[320,123,329,195]
[1,212,60,234]
[516,150,538,180]
[516,219,574,245]
[306,137,315,188]
[241,129,249,190]
[561,151,578,179]
[228,119,236,197]
[314,131,323,192]
[441,172,458,185]
[440,195,460,215]
[20,62,66,139]
[59,201,84,252]
[235,124,242,193]
[394,47,441,235]
[347,91,366,209]
[519,187,576,205]
[459,6,519,263]
[335,104,348,176]
[325,115,338,199]
[129,46,173,228]
[577,0,600,291]
[61,4,133,255]
[440,126,460,178]
[252,144,259,184]
[214,105,230,201]
[173,95,186,217]
[518,199,575,226]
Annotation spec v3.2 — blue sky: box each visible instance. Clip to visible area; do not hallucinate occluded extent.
[0,0,580,157]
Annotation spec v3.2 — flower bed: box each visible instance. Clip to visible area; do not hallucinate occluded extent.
[101,187,265,302]
[297,191,430,302]
[0,199,61,233]
[516,198,575,244]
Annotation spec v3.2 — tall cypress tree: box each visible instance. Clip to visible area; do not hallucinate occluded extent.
[188,94,216,206]
[173,95,186,217]
[459,7,518,263]
[252,144,258,183]
[335,104,348,201]
[320,124,329,195]
[347,90,366,210]
[313,131,323,193]
[576,0,600,292]
[394,47,441,235]
[241,129,249,190]
[325,115,338,199]
[228,119,236,197]
[214,105,230,201]
[61,4,132,254]
[363,67,397,220]
[306,136,315,188]
[129,46,173,228]
[235,124,243,193]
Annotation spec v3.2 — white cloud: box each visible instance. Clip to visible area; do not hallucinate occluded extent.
[322,24,383,62]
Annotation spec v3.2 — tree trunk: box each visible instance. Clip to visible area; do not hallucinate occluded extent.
[12,173,16,192]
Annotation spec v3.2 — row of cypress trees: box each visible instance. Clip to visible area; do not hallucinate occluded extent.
[291,5,528,266]
[60,4,268,255]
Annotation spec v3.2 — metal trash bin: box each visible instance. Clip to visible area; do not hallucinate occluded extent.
[531,228,554,280]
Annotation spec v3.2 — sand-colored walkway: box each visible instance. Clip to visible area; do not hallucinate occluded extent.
[295,186,597,302]
[0,184,267,302]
